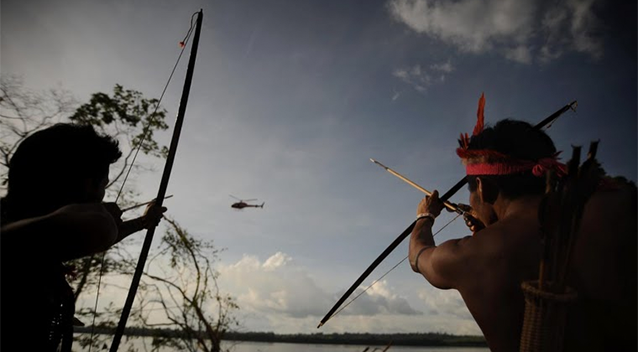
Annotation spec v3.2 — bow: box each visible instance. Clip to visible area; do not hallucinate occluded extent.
[108,10,204,352]
[317,100,578,328]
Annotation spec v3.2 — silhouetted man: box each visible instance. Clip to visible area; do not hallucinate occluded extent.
[1,123,166,352]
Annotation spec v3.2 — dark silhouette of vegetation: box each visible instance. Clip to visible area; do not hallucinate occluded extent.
[74,327,487,348]
[73,217,238,352]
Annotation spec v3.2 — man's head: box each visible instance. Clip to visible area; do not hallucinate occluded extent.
[7,123,122,218]
[458,119,560,224]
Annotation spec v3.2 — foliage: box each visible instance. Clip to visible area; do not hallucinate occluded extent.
[77,218,239,352]
[0,75,77,181]
[70,84,169,159]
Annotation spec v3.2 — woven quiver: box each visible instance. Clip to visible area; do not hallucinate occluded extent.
[520,280,577,352]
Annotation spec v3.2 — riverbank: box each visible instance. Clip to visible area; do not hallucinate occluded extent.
[74,327,487,347]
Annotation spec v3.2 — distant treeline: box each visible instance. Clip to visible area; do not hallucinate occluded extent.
[74,326,487,347]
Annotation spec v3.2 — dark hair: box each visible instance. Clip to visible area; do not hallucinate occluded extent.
[465,119,557,199]
[6,123,122,219]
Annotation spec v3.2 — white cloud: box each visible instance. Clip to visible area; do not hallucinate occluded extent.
[393,60,454,93]
[262,251,290,270]
[389,0,535,52]
[340,280,420,316]
[539,0,602,62]
[218,253,427,333]
[220,253,330,319]
[389,0,603,64]
[430,60,454,73]
[393,68,409,80]
[418,286,473,320]
[505,45,533,64]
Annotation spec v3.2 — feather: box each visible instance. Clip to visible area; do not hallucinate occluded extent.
[473,93,485,136]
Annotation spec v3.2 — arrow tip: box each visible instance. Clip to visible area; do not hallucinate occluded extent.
[370,158,388,169]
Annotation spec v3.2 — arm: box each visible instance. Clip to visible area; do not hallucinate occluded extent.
[114,202,167,244]
[2,203,119,261]
[410,222,475,289]
[116,218,147,242]
[409,191,479,289]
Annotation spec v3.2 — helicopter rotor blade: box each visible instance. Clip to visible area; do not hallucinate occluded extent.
[229,195,241,201]
[244,199,258,202]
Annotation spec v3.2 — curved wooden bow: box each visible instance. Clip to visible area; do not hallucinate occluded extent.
[317,100,578,328]
[109,10,204,351]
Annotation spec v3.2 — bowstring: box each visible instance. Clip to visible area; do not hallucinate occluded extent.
[87,13,198,351]
[327,212,463,321]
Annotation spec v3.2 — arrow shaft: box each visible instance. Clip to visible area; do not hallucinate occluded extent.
[371,159,461,214]
[121,195,173,212]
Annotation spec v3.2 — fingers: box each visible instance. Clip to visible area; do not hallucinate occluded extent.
[463,214,476,232]
[142,203,168,229]
[463,213,485,233]
[426,191,443,216]
[144,202,167,214]
[457,203,472,213]
[416,190,444,217]
[143,216,163,229]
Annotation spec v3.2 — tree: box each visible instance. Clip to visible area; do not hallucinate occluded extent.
[0,75,77,181]
[69,83,169,193]
[76,218,239,352]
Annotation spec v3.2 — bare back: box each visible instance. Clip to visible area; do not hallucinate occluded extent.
[454,209,542,352]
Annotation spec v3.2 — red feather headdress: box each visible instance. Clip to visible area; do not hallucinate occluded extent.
[459,93,485,150]
[456,93,566,177]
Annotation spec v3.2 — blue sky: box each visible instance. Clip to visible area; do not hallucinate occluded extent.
[3,0,636,335]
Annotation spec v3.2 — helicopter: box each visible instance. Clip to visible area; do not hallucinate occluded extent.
[230,195,265,209]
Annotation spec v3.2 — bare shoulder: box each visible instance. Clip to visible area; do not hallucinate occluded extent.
[432,226,507,280]
[465,216,542,279]
[437,227,494,258]
[466,217,536,255]
[426,213,542,290]
[435,218,529,262]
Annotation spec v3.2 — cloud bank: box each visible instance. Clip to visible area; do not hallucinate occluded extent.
[389,0,603,64]
[217,252,462,333]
